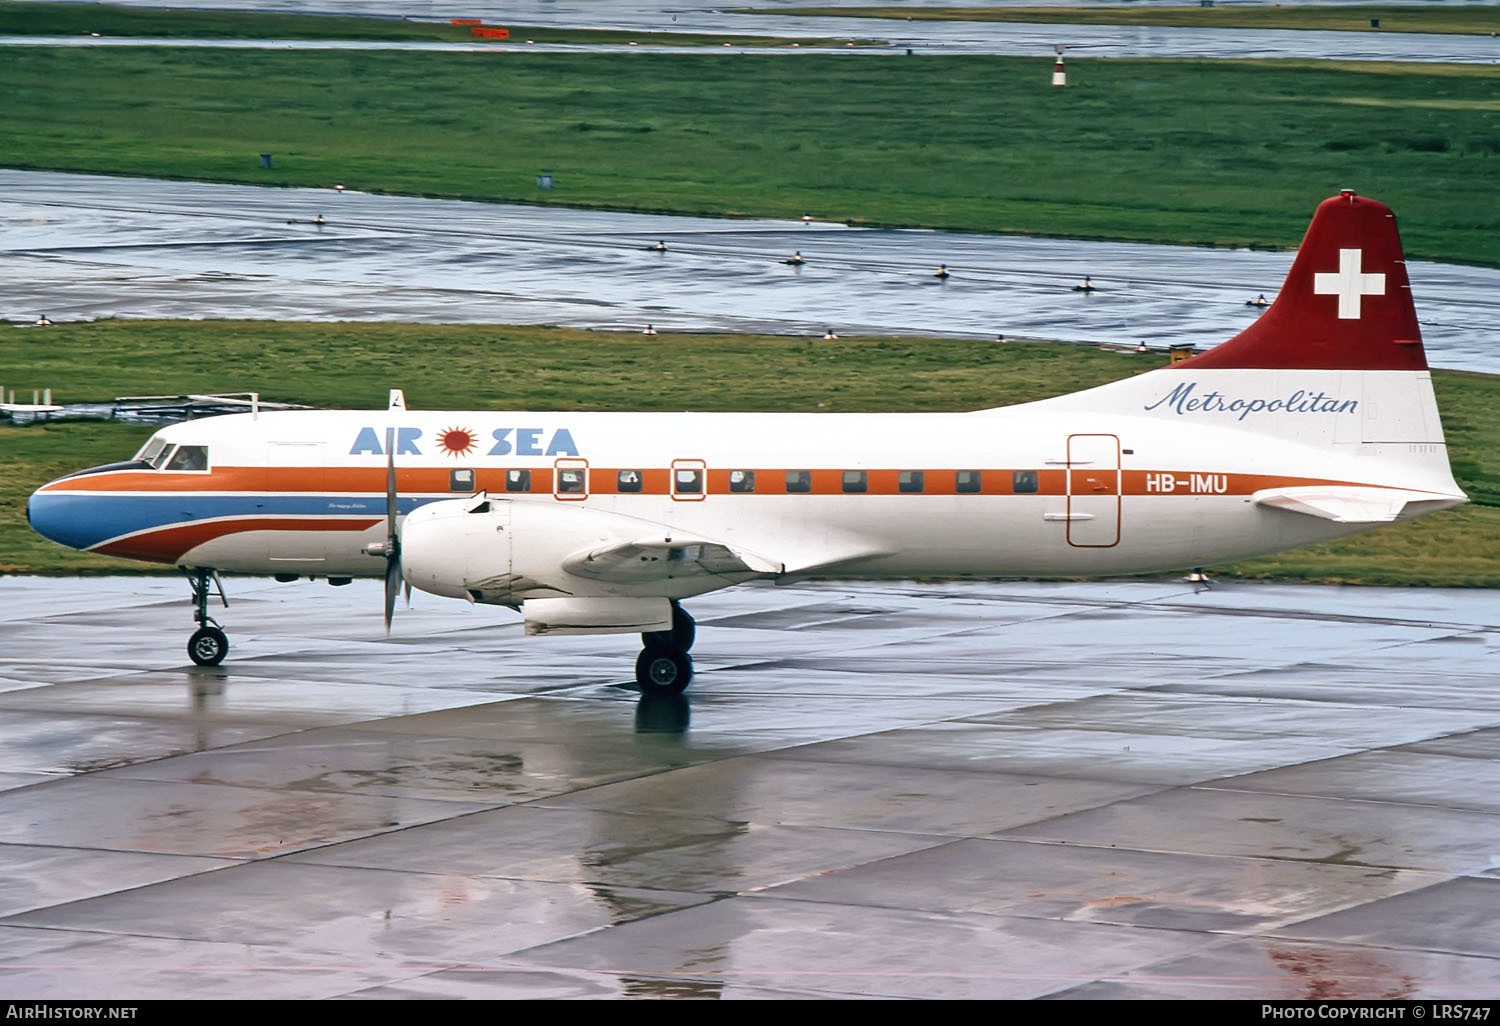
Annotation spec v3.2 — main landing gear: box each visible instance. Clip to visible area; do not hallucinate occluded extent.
[185,568,230,666]
[635,601,695,696]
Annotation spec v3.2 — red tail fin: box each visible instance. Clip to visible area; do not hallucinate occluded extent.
[1178,191,1426,371]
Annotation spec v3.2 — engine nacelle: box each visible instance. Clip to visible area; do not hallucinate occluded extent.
[519,596,672,636]
[399,497,679,626]
[399,495,508,602]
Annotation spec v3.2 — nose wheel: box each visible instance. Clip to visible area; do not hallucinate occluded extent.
[189,625,229,666]
[636,602,695,696]
[185,568,230,666]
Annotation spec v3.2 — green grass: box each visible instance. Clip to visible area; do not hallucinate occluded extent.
[0,0,868,47]
[744,4,1500,36]
[2,49,1499,264]
[3,319,1496,586]
[1217,504,1500,588]
[0,319,1150,414]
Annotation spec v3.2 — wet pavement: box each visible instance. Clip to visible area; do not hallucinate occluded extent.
[1,574,1498,998]
[6,28,1498,63]
[6,171,1499,373]
[20,0,1500,63]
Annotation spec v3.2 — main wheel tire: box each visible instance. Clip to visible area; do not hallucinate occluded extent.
[188,626,229,667]
[635,645,692,696]
[643,603,696,653]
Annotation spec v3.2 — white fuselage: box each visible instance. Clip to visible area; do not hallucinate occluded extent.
[28,367,1465,609]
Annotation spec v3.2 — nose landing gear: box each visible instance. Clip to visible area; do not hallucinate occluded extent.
[185,568,230,666]
[635,601,695,696]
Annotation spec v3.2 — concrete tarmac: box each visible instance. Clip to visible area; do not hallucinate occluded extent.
[1,574,1498,998]
[6,171,1499,373]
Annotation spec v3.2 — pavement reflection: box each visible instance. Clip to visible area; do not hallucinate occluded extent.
[635,693,692,734]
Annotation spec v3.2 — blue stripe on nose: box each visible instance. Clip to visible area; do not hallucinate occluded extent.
[26,489,101,551]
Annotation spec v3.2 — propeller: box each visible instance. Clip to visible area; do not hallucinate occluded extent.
[382,427,401,632]
[361,427,404,632]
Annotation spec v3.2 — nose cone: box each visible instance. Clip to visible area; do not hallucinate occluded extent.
[27,460,153,553]
[26,481,97,552]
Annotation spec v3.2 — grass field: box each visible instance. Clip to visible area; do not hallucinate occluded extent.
[747,4,1500,36]
[3,320,1496,586]
[0,0,868,47]
[3,48,1499,264]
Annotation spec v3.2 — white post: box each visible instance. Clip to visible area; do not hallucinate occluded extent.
[1052,57,1066,88]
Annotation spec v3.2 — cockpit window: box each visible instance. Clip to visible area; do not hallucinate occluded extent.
[165,445,209,472]
[136,438,168,465]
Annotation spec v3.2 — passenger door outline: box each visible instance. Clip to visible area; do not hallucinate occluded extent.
[1065,433,1121,547]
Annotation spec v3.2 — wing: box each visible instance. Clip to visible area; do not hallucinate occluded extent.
[563,533,784,585]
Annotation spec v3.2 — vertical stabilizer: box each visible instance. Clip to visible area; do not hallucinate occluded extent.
[1179,190,1425,371]
[1028,192,1462,503]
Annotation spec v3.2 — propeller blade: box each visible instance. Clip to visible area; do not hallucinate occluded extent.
[384,558,400,633]
[385,427,398,551]
[382,426,401,634]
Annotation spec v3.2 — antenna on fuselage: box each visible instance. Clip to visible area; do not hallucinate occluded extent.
[383,391,409,623]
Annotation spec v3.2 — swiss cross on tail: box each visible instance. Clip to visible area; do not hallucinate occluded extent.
[1313,248,1385,319]
[1176,190,1426,371]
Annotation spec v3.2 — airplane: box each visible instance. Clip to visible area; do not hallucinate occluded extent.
[0,387,63,420]
[26,191,1466,695]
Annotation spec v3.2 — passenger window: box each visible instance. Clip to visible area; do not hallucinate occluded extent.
[166,445,208,472]
[1013,470,1039,494]
[449,469,475,492]
[956,470,982,494]
[558,468,586,494]
[842,470,867,493]
[898,470,924,493]
[785,470,812,493]
[506,469,531,492]
[674,468,702,494]
[729,470,755,493]
[618,470,643,493]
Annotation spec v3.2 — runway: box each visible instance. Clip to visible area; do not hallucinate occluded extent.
[1,575,1498,998]
[6,171,1499,373]
[21,0,1500,63]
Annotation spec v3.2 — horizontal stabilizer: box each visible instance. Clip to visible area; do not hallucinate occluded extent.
[1252,485,1465,524]
[563,534,783,584]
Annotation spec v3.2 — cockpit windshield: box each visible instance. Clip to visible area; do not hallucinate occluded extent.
[164,445,209,472]
[132,439,209,471]
[135,437,168,465]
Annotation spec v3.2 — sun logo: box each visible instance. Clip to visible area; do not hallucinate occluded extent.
[437,427,476,458]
